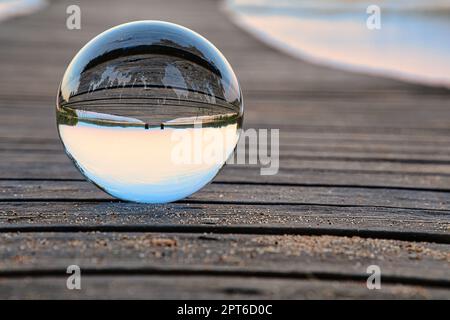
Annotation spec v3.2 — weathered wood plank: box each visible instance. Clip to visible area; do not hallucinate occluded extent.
[0,233,448,282]
[3,152,450,175]
[1,276,448,299]
[1,180,450,211]
[2,163,450,190]
[3,135,450,161]
[1,202,448,241]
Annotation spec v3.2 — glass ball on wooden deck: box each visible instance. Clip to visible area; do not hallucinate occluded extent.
[57,21,243,203]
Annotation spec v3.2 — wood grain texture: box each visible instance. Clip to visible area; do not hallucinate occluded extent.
[2,180,450,210]
[0,0,449,299]
[1,233,448,282]
[2,276,449,299]
[1,202,449,241]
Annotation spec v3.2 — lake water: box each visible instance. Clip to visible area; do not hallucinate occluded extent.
[0,0,46,21]
[227,0,450,88]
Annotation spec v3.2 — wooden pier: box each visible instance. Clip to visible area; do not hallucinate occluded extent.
[0,0,449,299]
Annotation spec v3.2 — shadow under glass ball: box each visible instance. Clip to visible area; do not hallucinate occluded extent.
[57,21,243,203]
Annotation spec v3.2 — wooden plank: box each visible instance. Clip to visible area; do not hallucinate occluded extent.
[2,276,449,299]
[3,154,450,190]
[0,202,448,240]
[0,233,448,282]
[3,152,450,175]
[2,162,450,190]
[3,131,450,149]
[3,133,450,161]
[1,180,450,211]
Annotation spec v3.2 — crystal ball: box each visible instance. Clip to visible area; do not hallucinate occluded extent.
[57,21,243,203]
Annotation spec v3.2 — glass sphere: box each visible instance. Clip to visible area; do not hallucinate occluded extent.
[57,21,243,203]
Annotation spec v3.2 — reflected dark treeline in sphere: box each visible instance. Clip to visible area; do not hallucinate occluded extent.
[56,21,243,203]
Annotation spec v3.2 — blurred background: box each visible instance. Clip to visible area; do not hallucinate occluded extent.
[2,0,450,88]
[227,0,450,88]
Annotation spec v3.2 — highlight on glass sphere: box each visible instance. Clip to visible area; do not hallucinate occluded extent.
[57,21,243,203]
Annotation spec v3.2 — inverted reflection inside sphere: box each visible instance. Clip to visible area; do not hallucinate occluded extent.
[57,21,243,203]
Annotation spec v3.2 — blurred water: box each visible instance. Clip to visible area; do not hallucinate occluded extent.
[227,0,450,87]
[0,0,46,21]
